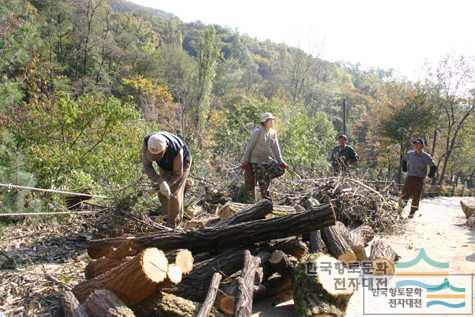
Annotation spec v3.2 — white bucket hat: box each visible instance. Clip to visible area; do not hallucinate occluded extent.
[260,112,275,123]
[147,133,167,155]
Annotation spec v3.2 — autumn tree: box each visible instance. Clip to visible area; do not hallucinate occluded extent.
[425,55,475,184]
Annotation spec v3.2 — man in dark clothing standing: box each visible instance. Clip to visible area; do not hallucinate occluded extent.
[400,138,437,218]
[330,134,359,175]
[142,131,192,228]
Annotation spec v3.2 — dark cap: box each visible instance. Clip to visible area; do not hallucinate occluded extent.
[412,138,425,145]
[338,134,348,141]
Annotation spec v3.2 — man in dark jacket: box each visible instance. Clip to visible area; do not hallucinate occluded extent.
[330,134,359,175]
[142,131,192,228]
[400,138,437,218]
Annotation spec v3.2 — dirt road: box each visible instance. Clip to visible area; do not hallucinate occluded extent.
[253,197,475,316]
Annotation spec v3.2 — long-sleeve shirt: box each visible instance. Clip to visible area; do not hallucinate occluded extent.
[402,150,436,178]
[241,127,284,164]
[329,145,359,169]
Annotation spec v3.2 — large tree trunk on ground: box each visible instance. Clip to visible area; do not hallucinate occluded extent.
[62,291,88,317]
[174,250,247,302]
[196,272,222,317]
[460,198,475,218]
[292,253,355,317]
[84,250,193,280]
[73,248,168,305]
[321,224,357,263]
[88,204,335,260]
[83,289,135,317]
[133,292,219,317]
[217,201,294,220]
[369,239,400,275]
[233,251,262,317]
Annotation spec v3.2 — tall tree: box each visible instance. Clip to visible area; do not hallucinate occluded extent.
[426,55,475,184]
[193,26,220,144]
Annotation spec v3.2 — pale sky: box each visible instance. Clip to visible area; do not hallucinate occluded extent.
[131,0,475,79]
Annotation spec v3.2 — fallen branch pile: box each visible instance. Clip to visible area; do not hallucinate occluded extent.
[64,177,402,317]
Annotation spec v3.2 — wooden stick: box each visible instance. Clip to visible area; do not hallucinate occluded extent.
[0,183,106,198]
[0,210,100,217]
[233,251,261,317]
[196,272,223,317]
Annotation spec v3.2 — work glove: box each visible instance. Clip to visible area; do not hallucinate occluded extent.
[159,181,171,199]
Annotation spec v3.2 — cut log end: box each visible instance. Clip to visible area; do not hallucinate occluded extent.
[174,249,194,275]
[142,248,169,283]
[217,294,235,316]
[166,264,183,284]
[370,239,400,276]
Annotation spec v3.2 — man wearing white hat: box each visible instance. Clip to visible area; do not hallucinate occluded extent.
[241,112,288,200]
[142,131,192,228]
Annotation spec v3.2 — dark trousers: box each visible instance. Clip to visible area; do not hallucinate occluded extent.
[400,176,424,214]
[244,164,272,201]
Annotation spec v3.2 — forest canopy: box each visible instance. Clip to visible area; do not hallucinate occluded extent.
[1,0,474,213]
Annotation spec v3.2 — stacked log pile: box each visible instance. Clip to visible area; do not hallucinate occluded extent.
[65,179,401,317]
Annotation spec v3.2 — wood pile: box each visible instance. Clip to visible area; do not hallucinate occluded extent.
[460,198,475,229]
[64,182,401,317]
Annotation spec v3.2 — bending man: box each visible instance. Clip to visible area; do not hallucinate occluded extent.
[142,131,192,228]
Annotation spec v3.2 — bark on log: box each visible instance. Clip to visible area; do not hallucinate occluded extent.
[369,239,400,275]
[62,291,88,317]
[215,200,273,227]
[268,250,297,276]
[254,274,293,303]
[269,238,309,260]
[183,216,220,230]
[174,249,247,302]
[321,224,357,263]
[133,292,219,317]
[461,198,475,218]
[348,224,375,261]
[217,201,294,220]
[233,251,261,317]
[83,289,135,317]
[88,204,335,260]
[196,272,222,317]
[73,248,168,305]
[85,257,127,279]
[306,230,326,253]
[293,253,355,317]
[332,222,374,261]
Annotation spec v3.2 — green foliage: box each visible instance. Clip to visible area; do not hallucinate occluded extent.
[0,130,37,212]
[17,93,149,189]
[282,111,336,170]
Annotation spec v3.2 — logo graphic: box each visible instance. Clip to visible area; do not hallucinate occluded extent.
[363,248,473,315]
